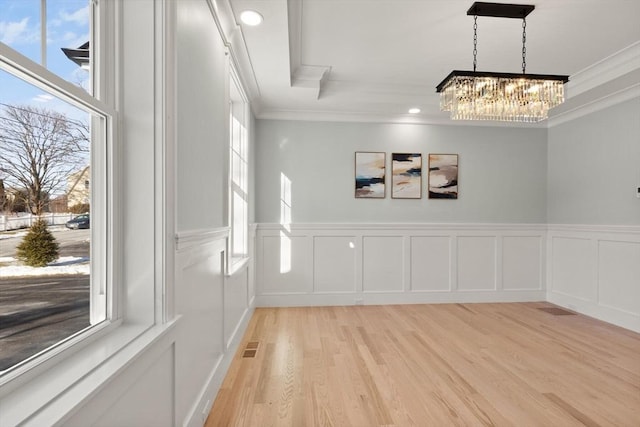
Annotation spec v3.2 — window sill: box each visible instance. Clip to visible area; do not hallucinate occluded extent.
[0,318,179,426]
[226,256,249,277]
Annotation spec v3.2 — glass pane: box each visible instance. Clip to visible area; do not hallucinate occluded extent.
[232,151,241,187]
[0,0,41,63]
[232,192,246,256]
[239,157,247,193]
[46,0,91,92]
[231,115,241,153]
[0,0,91,92]
[240,122,247,159]
[0,69,102,372]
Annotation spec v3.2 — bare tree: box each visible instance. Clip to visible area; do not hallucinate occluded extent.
[0,104,89,215]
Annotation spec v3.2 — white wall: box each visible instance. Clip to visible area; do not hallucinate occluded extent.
[254,120,549,307]
[546,97,640,332]
[254,110,639,332]
[255,120,548,224]
[61,1,257,426]
[176,0,228,230]
[172,0,255,425]
[548,97,640,225]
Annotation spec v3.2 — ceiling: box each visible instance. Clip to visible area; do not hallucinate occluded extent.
[228,0,640,126]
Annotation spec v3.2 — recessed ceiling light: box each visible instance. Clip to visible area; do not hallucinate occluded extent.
[408,108,421,114]
[240,10,263,26]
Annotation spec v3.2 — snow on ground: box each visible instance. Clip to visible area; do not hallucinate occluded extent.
[0,231,27,240]
[0,256,90,277]
[0,225,68,239]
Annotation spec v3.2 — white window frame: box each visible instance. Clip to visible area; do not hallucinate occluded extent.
[0,1,115,381]
[0,0,115,385]
[227,64,250,275]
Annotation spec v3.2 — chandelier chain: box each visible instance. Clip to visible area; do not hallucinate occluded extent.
[522,17,527,73]
[473,15,478,72]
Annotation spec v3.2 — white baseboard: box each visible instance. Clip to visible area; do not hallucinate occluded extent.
[547,292,640,333]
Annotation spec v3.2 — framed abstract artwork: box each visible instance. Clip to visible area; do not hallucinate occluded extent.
[428,154,458,199]
[355,151,385,198]
[391,153,422,199]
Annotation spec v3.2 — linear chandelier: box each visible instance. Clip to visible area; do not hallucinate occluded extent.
[436,2,569,123]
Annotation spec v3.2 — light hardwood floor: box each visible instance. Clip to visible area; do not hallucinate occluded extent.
[206,303,640,426]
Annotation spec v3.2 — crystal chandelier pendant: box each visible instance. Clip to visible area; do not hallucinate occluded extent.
[436,2,569,123]
[438,72,568,122]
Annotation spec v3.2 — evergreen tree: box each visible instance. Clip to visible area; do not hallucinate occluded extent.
[16,219,60,267]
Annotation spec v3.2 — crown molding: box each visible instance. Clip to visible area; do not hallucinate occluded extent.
[548,83,640,127]
[287,0,332,98]
[291,65,332,99]
[567,41,640,99]
[208,0,261,100]
[255,108,547,128]
[546,41,640,126]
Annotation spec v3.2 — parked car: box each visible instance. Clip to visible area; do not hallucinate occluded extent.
[65,213,90,229]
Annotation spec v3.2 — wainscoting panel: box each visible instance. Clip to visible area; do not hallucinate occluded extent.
[66,336,177,427]
[92,346,175,427]
[457,236,496,291]
[410,236,451,291]
[547,225,640,332]
[502,236,543,290]
[174,227,255,426]
[597,240,640,316]
[256,224,546,306]
[549,236,594,301]
[224,269,249,350]
[313,236,357,293]
[174,235,226,426]
[261,235,311,294]
[363,236,404,292]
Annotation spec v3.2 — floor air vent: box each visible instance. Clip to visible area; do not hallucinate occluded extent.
[538,307,576,316]
[242,341,259,358]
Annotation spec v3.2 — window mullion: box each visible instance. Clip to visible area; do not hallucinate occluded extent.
[40,0,47,68]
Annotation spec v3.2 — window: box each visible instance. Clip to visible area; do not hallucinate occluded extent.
[0,0,113,375]
[228,67,249,271]
[0,0,92,92]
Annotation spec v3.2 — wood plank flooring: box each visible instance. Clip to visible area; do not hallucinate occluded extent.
[206,303,640,426]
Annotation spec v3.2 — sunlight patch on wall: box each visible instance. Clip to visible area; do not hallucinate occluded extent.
[280,172,292,273]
